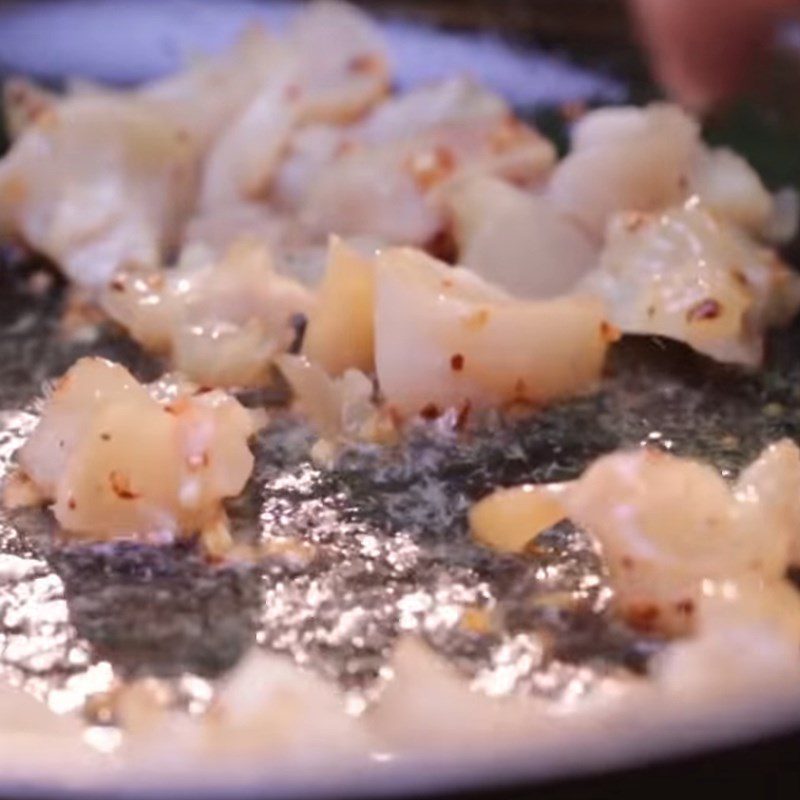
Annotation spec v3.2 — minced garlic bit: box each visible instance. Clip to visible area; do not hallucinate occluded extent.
[469,483,568,554]
[301,236,376,376]
[277,354,397,462]
[115,649,370,761]
[12,357,265,554]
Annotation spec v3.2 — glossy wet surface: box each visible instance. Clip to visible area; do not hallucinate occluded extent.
[1,250,799,735]
[0,0,799,760]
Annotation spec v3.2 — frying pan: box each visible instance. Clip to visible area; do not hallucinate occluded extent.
[0,1,799,797]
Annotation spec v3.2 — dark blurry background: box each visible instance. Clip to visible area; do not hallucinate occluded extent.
[355,0,628,45]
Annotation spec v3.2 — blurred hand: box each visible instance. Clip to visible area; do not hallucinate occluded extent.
[631,0,799,110]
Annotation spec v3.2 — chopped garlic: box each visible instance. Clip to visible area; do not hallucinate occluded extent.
[118,649,371,761]
[374,247,610,416]
[356,76,507,144]
[277,354,382,446]
[469,483,568,554]
[689,147,773,237]
[199,70,298,210]
[14,358,264,553]
[549,103,698,238]
[300,79,554,247]
[652,620,800,700]
[370,637,548,749]
[302,236,376,375]
[470,441,800,637]
[447,176,598,298]
[283,0,390,126]
[585,200,800,365]
[550,102,793,243]
[0,95,196,287]
[102,239,314,387]
[565,443,800,634]
[132,25,279,153]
